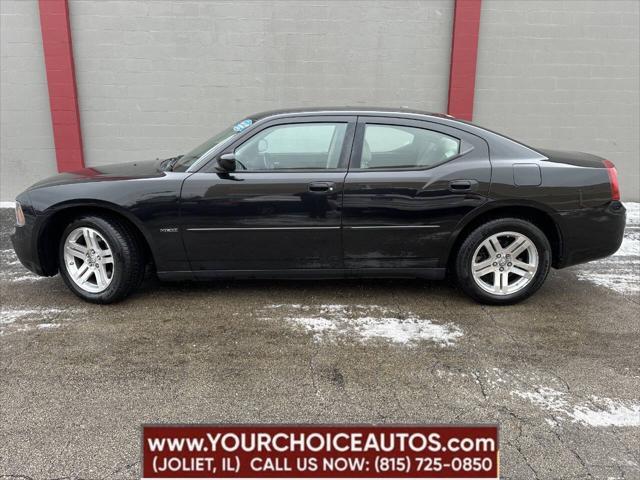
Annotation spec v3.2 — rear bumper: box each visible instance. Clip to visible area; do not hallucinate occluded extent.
[556,201,626,268]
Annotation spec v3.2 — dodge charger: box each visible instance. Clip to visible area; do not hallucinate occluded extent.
[10,107,626,304]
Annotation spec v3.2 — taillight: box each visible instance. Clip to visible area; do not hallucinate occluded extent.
[603,160,620,201]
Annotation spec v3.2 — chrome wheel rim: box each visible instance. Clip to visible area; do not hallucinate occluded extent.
[63,227,114,293]
[471,231,538,296]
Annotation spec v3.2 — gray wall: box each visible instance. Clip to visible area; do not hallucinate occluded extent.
[0,0,57,202]
[69,0,453,167]
[1,0,638,201]
[475,0,640,200]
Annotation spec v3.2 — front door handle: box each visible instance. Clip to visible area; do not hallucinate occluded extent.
[448,180,477,192]
[308,182,335,193]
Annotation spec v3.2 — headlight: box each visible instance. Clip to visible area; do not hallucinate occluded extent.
[15,201,25,226]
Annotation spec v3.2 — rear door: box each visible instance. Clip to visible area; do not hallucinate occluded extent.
[180,116,356,272]
[342,116,490,270]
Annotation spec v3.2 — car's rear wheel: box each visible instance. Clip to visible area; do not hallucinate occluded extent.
[455,218,551,305]
[58,215,144,304]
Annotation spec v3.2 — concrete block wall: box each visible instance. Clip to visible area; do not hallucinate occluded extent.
[475,0,640,200]
[0,0,57,202]
[1,0,638,201]
[68,0,453,167]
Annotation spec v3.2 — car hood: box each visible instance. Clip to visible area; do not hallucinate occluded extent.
[28,159,168,190]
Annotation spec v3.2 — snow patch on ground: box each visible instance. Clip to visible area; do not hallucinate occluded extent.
[0,249,21,266]
[624,201,639,226]
[614,202,639,257]
[614,235,639,257]
[284,316,337,337]
[9,275,48,283]
[571,397,640,427]
[512,387,640,427]
[0,309,44,325]
[0,307,84,335]
[470,369,640,428]
[258,304,463,346]
[0,249,49,283]
[354,316,461,346]
[574,262,639,296]
[36,323,60,329]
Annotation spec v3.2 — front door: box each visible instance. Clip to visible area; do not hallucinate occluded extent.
[181,116,356,272]
[342,117,491,270]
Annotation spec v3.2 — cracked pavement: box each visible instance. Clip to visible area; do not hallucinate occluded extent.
[0,208,638,479]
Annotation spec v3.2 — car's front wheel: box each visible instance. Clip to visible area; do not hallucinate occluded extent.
[58,215,145,303]
[455,218,551,305]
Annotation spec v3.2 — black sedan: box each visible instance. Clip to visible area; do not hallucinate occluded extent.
[11,107,626,304]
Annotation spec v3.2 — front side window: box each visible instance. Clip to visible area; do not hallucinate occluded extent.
[235,123,347,170]
[360,124,460,169]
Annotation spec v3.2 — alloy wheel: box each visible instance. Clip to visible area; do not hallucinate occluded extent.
[63,227,115,293]
[471,231,539,295]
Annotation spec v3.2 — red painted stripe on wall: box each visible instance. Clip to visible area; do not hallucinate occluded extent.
[38,0,84,171]
[447,0,482,121]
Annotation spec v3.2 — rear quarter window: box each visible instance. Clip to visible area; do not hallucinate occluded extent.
[361,124,460,169]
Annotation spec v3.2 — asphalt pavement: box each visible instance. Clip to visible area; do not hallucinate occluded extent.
[1,206,638,480]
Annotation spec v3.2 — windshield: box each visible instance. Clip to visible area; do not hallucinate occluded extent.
[171,119,253,172]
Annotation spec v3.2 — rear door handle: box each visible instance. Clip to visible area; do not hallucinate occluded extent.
[308,181,335,193]
[448,180,477,192]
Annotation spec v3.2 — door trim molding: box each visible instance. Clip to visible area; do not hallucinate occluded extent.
[186,226,341,231]
[186,225,440,232]
[344,225,440,230]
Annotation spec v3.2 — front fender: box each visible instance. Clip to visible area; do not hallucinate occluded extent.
[27,176,190,273]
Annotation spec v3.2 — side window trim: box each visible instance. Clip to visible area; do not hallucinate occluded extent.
[201,116,357,173]
[348,117,475,172]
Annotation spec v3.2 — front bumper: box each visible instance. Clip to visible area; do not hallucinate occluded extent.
[556,201,626,268]
[10,208,47,276]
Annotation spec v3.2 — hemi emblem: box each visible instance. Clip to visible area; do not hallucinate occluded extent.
[159,227,178,233]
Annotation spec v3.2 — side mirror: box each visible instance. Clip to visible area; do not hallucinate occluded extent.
[217,153,237,172]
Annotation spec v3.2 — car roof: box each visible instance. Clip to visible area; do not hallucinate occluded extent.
[242,106,545,162]
[250,106,455,121]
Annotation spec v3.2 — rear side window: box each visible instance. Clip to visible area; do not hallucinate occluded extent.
[360,124,460,169]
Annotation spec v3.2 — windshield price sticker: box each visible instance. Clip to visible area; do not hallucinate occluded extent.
[142,425,498,479]
[233,119,253,132]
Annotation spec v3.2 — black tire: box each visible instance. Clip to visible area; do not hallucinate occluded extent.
[58,215,145,304]
[454,218,551,305]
